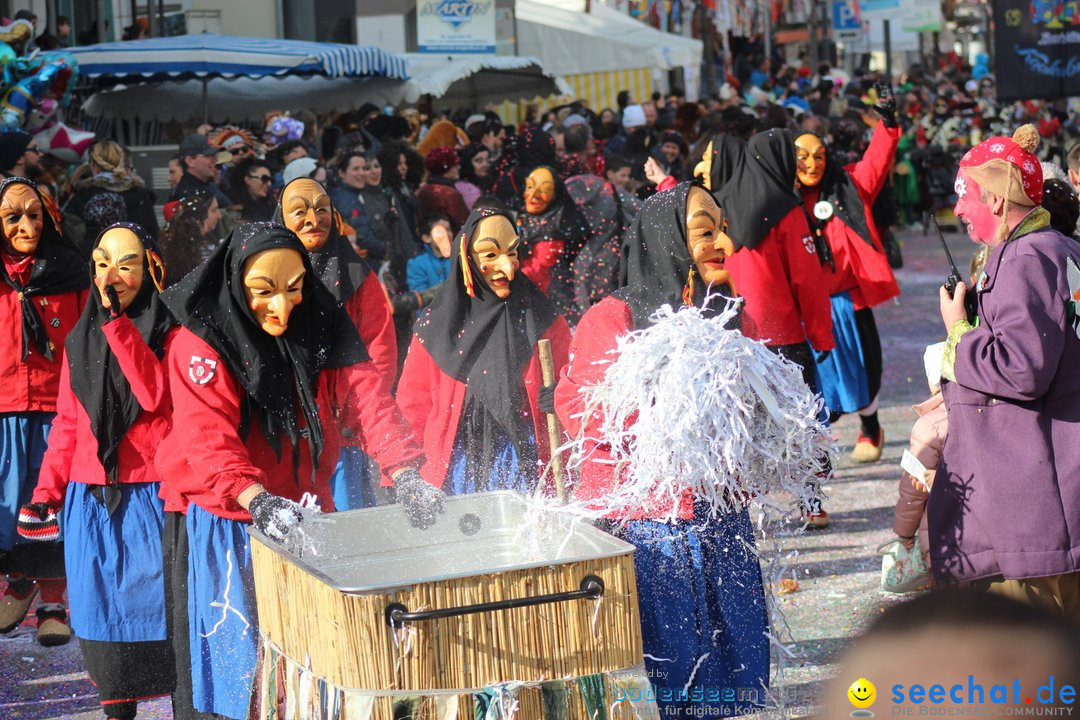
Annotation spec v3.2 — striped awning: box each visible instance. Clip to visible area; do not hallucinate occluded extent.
[495,68,652,126]
[56,34,409,81]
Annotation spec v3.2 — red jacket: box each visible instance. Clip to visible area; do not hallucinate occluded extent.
[554,297,694,521]
[396,317,572,490]
[32,318,176,507]
[155,327,422,518]
[726,207,834,351]
[0,282,88,413]
[518,239,563,294]
[346,272,397,386]
[801,123,901,308]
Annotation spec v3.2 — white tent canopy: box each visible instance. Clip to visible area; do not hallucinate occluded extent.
[515,0,702,77]
[81,55,568,123]
[399,54,571,105]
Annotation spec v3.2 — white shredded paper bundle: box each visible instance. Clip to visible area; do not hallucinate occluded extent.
[558,300,831,523]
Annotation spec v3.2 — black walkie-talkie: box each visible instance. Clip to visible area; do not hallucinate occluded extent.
[931,214,963,297]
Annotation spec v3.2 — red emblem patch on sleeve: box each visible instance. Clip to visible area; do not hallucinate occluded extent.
[188,356,218,385]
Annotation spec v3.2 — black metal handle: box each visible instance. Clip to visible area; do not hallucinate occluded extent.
[385,574,604,626]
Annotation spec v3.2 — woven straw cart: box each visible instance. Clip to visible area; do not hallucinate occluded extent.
[249,491,656,719]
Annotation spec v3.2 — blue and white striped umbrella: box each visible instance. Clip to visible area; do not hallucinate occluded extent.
[61,34,409,81]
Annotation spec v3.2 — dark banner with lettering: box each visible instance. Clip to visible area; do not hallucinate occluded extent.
[994,0,1080,101]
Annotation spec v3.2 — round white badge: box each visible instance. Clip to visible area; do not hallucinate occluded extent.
[813,201,834,220]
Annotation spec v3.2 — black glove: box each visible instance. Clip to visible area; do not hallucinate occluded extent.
[537,383,556,415]
[104,285,123,320]
[875,82,898,128]
[417,285,441,309]
[391,291,421,316]
[248,491,304,542]
[591,517,622,536]
[815,349,832,364]
[394,468,446,530]
[17,502,60,541]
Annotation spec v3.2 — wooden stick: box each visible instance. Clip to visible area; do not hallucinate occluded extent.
[537,338,567,502]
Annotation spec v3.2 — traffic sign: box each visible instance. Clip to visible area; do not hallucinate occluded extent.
[833,0,861,32]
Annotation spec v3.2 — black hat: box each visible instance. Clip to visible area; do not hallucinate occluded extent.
[0,131,33,173]
[564,124,592,154]
[178,133,218,158]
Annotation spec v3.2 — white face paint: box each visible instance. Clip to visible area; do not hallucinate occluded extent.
[954,175,968,199]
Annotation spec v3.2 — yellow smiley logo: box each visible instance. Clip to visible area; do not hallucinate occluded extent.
[848,678,877,715]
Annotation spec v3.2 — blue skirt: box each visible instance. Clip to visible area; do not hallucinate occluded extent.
[622,507,769,714]
[815,291,871,414]
[327,446,379,510]
[186,505,258,720]
[0,411,53,552]
[446,423,537,496]
[64,481,167,642]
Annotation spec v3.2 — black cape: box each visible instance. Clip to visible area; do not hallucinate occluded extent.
[717,129,801,251]
[0,177,88,360]
[617,181,735,329]
[67,222,174,485]
[272,178,371,305]
[162,222,369,474]
[413,207,558,486]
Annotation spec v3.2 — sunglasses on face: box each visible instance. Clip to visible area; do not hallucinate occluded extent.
[230,147,250,155]
[248,174,272,183]
[25,146,41,155]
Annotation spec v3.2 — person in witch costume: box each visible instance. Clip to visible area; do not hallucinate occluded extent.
[154,224,439,720]
[708,130,835,527]
[0,177,88,646]
[396,207,571,496]
[794,83,901,464]
[555,182,769,716]
[514,165,590,323]
[490,126,558,206]
[273,177,397,510]
[20,223,175,720]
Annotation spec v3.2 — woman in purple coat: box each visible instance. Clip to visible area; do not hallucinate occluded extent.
[933,125,1080,616]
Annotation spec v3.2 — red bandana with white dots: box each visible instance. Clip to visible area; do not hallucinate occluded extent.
[959,136,1043,205]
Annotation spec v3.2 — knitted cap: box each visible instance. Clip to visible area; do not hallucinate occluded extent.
[17,503,59,541]
[959,124,1043,207]
[622,104,646,129]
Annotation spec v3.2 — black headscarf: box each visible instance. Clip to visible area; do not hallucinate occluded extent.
[414,207,558,485]
[67,222,174,483]
[162,223,369,477]
[492,127,557,204]
[717,128,801,251]
[0,177,89,360]
[794,131,875,248]
[272,178,371,305]
[616,182,734,329]
[703,134,747,194]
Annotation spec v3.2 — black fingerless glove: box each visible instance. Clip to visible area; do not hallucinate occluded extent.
[248,491,304,542]
[537,383,556,414]
[104,285,124,320]
[875,81,898,129]
[394,468,446,530]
